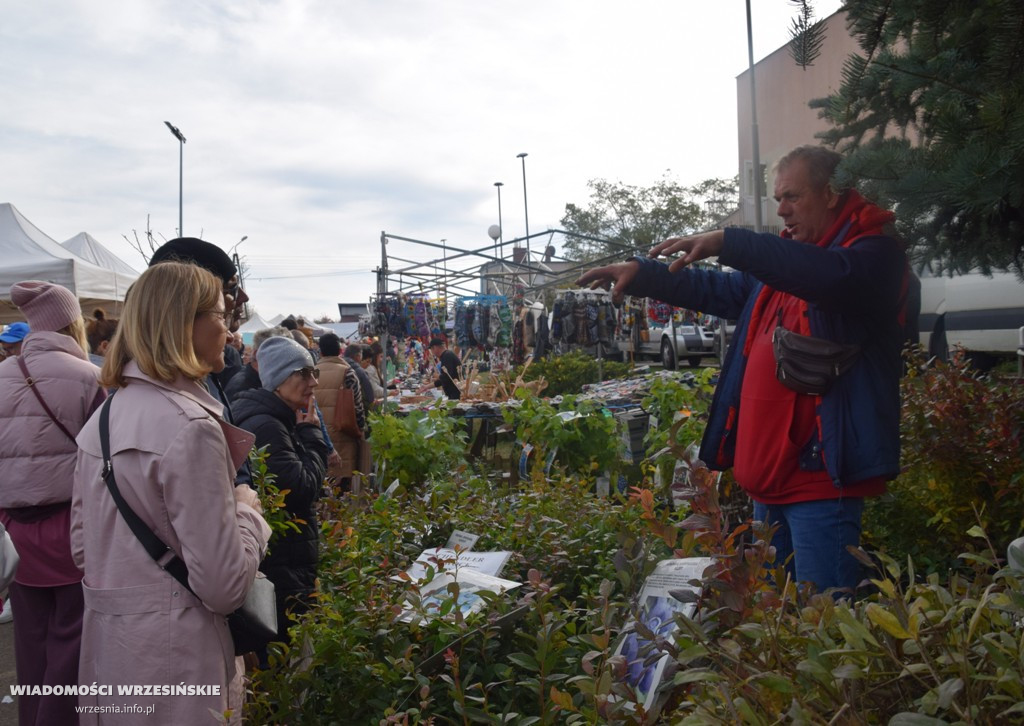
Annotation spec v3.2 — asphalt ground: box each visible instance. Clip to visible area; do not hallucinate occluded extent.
[0,618,16,726]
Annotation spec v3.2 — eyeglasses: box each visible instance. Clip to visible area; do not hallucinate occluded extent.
[293,367,320,381]
[198,308,231,324]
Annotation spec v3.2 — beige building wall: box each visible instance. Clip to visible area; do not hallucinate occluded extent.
[733,10,858,231]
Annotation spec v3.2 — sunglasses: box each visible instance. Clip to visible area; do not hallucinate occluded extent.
[293,367,320,381]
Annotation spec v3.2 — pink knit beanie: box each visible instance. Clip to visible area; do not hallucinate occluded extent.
[10,281,82,333]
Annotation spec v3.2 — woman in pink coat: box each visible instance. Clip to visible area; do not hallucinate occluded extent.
[0,280,103,726]
[72,262,270,725]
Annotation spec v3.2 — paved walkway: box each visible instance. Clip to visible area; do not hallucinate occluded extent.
[0,619,17,726]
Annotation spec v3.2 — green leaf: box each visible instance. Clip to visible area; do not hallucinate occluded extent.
[832,663,864,680]
[935,677,964,709]
[887,714,950,725]
[867,603,914,640]
[673,668,723,685]
[506,653,541,672]
[752,672,795,693]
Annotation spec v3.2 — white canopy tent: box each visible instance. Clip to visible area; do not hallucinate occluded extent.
[62,232,140,277]
[237,311,276,344]
[0,204,138,323]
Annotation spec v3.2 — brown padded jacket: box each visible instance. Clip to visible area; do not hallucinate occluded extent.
[313,355,363,478]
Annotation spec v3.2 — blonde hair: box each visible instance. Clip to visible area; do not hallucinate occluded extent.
[101,262,222,388]
[56,317,89,355]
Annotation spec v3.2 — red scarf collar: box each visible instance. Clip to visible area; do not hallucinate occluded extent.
[780,189,894,248]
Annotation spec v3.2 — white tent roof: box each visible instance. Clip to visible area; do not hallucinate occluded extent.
[62,232,140,276]
[0,203,138,323]
[318,322,359,340]
[238,312,275,334]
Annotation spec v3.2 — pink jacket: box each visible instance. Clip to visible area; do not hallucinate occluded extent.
[72,362,270,725]
[0,331,102,508]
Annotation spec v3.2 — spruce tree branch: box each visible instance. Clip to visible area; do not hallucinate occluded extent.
[870,61,984,100]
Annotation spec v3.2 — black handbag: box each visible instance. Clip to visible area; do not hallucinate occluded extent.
[97,395,277,655]
[772,326,860,396]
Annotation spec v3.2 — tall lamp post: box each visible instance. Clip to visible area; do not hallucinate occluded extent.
[516,152,529,243]
[516,152,530,284]
[493,181,504,254]
[164,121,187,237]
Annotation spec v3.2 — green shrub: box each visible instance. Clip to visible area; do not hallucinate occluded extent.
[516,350,633,397]
[864,349,1024,571]
[502,393,627,482]
[665,542,1024,724]
[640,370,717,491]
[245,475,662,724]
[369,403,469,486]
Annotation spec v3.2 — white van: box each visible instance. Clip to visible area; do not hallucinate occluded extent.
[917,265,1024,361]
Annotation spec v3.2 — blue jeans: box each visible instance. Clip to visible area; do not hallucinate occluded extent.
[753,497,865,593]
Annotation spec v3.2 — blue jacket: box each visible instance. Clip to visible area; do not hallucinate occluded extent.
[628,225,906,487]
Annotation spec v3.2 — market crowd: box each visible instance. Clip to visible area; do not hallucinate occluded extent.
[0,236,460,725]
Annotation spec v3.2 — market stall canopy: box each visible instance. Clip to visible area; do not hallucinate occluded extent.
[237,311,275,344]
[62,232,140,276]
[318,322,359,340]
[0,203,138,323]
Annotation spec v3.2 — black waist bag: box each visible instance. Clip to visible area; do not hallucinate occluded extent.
[772,326,860,396]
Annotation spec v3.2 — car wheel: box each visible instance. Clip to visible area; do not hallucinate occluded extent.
[687,356,702,368]
[661,339,677,370]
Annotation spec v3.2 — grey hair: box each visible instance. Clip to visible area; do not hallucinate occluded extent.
[775,145,844,192]
[252,325,289,353]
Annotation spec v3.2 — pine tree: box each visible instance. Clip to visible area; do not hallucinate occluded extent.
[815,0,1024,275]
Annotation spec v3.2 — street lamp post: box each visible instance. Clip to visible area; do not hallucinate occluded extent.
[516,152,530,283]
[494,181,504,254]
[164,121,186,237]
[229,235,248,257]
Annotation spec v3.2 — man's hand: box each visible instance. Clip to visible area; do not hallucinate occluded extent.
[649,230,725,273]
[575,260,640,304]
[327,450,342,469]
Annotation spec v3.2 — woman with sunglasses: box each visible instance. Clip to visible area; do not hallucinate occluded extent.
[232,336,328,646]
[72,262,270,723]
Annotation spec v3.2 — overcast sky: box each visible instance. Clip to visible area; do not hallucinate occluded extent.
[0,0,841,320]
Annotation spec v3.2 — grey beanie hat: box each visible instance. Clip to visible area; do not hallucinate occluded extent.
[256,335,314,391]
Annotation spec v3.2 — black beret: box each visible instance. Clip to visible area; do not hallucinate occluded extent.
[149,237,236,283]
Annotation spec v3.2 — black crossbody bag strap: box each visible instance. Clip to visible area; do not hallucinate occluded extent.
[98,395,197,598]
[18,356,77,443]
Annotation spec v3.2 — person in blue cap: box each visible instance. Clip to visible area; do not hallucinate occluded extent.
[0,322,30,359]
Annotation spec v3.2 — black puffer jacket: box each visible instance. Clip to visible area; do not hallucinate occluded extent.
[224,363,261,403]
[232,389,328,614]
